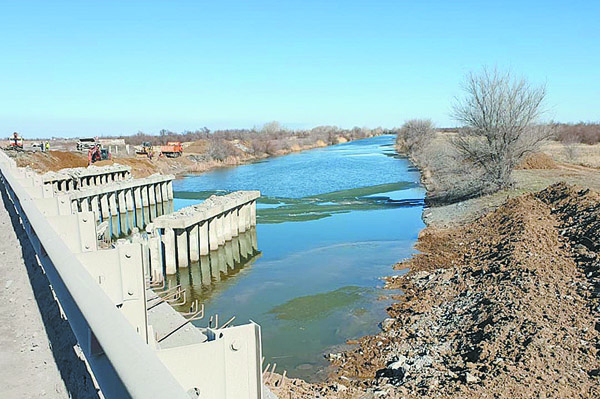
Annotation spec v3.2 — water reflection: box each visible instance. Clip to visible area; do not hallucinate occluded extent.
[166,229,260,308]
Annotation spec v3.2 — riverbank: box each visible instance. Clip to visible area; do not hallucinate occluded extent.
[264,140,600,398]
[7,134,376,178]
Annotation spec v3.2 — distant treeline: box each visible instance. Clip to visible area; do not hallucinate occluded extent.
[109,123,388,146]
[552,122,600,145]
[104,122,390,161]
[434,123,600,145]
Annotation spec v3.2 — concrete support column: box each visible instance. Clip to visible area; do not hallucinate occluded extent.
[148,234,162,280]
[117,190,129,235]
[91,195,100,222]
[108,191,119,237]
[125,188,135,233]
[154,184,163,216]
[141,185,150,225]
[70,200,79,214]
[148,184,157,219]
[162,228,176,275]
[230,208,239,237]
[161,183,169,215]
[100,194,110,221]
[175,228,188,268]
[243,203,252,230]
[216,214,225,246]
[133,187,143,229]
[223,210,233,241]
[167,181,174,214]
[189,225,200,263]
[238,206,247,233]
[208,218,219,251]
[199,222,209,255]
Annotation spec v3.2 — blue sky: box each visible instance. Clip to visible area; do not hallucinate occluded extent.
[1,0,598,137]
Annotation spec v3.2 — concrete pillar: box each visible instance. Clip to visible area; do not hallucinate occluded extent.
[108,191,119,237]
[208,218,219,251]
[148,184,157,219]
[133,187,143,229]
[148,234,162,280]
[100,194,110,222]
[238,206,247,233]
[141,185,150,225]
[216,214,225,246]
[175,229,188,268]
[243,203,252,231]
[166,181,174,214]
[162,228,176,275]
[70,200,78,214]
[117,190,129,235]
[230,207,239,237]
[125,188,135,233]
[161,183,169,215]
[199,221,209,255]
[223,210,233,241]
[91,195,100,222]
[189,225,200,263]
[80,197,90,213]
[154,184,163,216]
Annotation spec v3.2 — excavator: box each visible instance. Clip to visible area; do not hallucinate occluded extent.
[6,132,24,151]
[88,144,111,165]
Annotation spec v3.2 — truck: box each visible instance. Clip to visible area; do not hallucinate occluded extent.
[160,141,183,158]
[77,137,98,151]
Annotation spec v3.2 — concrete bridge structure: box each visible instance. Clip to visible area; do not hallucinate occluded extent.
[42,164,132,193]
[0,151,267,399]
[147,191,259,275]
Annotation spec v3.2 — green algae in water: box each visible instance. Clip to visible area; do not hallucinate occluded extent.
[267,286,371,322]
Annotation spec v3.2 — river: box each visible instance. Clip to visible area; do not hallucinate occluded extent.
[169,134,425,381]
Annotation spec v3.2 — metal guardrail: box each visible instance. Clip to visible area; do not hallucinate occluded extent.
[0,153,189,398]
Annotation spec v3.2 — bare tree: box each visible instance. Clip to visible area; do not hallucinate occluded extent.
[396,119,436,153]
[451,68,553,190]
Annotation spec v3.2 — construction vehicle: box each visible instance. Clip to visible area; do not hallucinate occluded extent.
[88,144,111,164]
[160,141,183,158]
[6,132,24,150]
[135,141,153,156]
[77,137,98,151]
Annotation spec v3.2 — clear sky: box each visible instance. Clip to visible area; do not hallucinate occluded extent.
[1,0,598,137]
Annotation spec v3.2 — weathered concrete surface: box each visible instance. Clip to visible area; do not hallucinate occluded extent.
[0,185,99,398]
[146,290,208,350]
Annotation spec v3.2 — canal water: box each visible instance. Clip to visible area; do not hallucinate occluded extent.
[170,135,425,381]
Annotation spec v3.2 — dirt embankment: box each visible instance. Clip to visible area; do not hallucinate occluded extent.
[267,183,600,398]
[9,135,357,178]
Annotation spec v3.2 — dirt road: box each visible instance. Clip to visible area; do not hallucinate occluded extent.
[0,187,98,398]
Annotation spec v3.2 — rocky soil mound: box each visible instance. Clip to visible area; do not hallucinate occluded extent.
[269,183,600,398]
[516,152,557,170]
